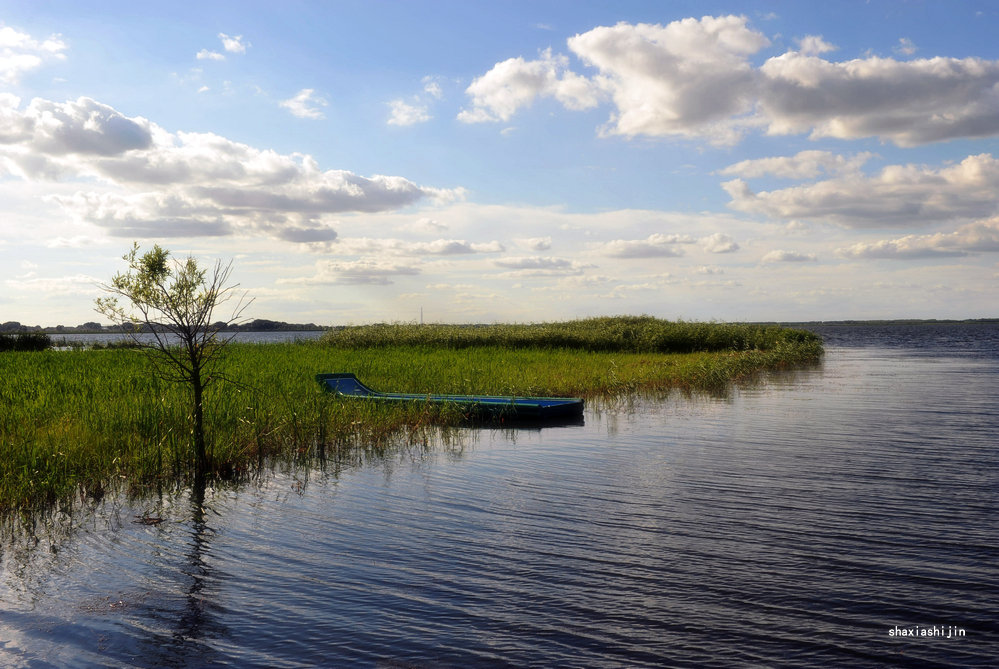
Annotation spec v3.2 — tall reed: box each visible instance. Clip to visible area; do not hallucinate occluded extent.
[1,318,822,512]
[320,316,819,353]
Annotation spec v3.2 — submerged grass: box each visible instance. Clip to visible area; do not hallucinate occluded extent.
[0,317,821,513]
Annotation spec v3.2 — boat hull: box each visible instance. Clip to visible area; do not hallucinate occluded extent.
[316,373,584,419]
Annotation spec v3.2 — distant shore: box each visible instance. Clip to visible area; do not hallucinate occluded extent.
[2,316,995,335]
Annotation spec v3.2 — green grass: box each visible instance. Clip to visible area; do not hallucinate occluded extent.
[0,317,822,513]
[321,315,819,353]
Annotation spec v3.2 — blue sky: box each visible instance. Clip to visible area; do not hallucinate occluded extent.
[2,1,999,326]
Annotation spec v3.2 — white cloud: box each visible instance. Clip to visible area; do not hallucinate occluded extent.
[422,76,444,99]
[0,96,153,170]
[461,15,999,147]
[566,16,769,144]
[0,95,456,242]
[592,231,738,258]
[493,255,590,276]
[285,259,422,285]
[196,49,225,61]
[50,191,234,238]
[762,249,818,263]
[599,233,692,258]
[387,99,431,126]
[759,52,999,146]
[458,47,601,123]
[724,153,999,228]
[406,217,448,233]
[837,218,999,259]
[494,256,574,269]
[568,16,769,143]
[0,24,67,83]
[719,150,875,179]
[796,35,836,56]
[4,273,100,295]
[219,33,249,54]
[894,38,918,57]
[701,232,740,253]
[332,237,504,256]
[280,88,328,120]
[516,236,552,251]
[45,235,99,248]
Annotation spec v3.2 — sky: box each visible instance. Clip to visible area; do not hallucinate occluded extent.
[2,0,998,326]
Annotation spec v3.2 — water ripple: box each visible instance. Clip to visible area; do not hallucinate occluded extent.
[2,326,998,667]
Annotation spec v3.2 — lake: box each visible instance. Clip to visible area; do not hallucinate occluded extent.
[2,323,997,667]
[49,330,325,346]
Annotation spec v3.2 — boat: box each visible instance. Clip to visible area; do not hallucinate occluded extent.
[316,373,584,419]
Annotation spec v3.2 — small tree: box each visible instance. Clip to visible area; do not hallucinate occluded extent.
[96,243,251,475]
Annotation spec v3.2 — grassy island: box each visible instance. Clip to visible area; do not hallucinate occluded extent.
[0,317,821,513]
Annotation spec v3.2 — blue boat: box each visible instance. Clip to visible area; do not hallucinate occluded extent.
[316,373,584,419]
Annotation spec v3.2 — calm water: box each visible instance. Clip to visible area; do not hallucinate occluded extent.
[2,324,997,667]
[51,330,324,346]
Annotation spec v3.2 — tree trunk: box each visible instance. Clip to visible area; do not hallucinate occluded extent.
[192,364,207,475]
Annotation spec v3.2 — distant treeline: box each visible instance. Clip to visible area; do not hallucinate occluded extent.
[1,319,324,334]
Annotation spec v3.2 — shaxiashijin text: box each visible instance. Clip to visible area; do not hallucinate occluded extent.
[888,625,966,639]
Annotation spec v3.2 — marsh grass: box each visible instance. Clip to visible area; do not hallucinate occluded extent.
[0,332,51,352]
[321,316,818,353]
[1,317,821,513]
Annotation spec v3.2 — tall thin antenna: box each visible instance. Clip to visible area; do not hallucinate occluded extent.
[420,306,424,325]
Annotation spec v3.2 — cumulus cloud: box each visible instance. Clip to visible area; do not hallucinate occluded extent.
[599,233,693,258]
[494,256,574,269]
[49,191,233,237]
[761,249,818,263]
[0,24,67,83]
[285,259,422,285]
[0,96,152,166]
[837,218,999,259]
[423,76,444,99]
[719,150,875,179]
[796,35,836,56]
[333,237,504,256]
[700,232,740,253]
[219,33,249,54]
[386,76,448,127]
[461,15,999,146]
[517,236,552,251]
[0,95,455,242]
[837,238,965,260]
[196,49,225,61]
[458,47,601,123]
[387,99,431,126]
[280,88,328,120]
[724,153,999,228]
[493,255,590,276]
[567,16,769,144]
[758,52,999,146]
[197,33,248,61]
[405,217,448,233]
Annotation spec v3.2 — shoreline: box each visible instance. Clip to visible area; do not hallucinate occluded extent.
[1,318,821,513]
